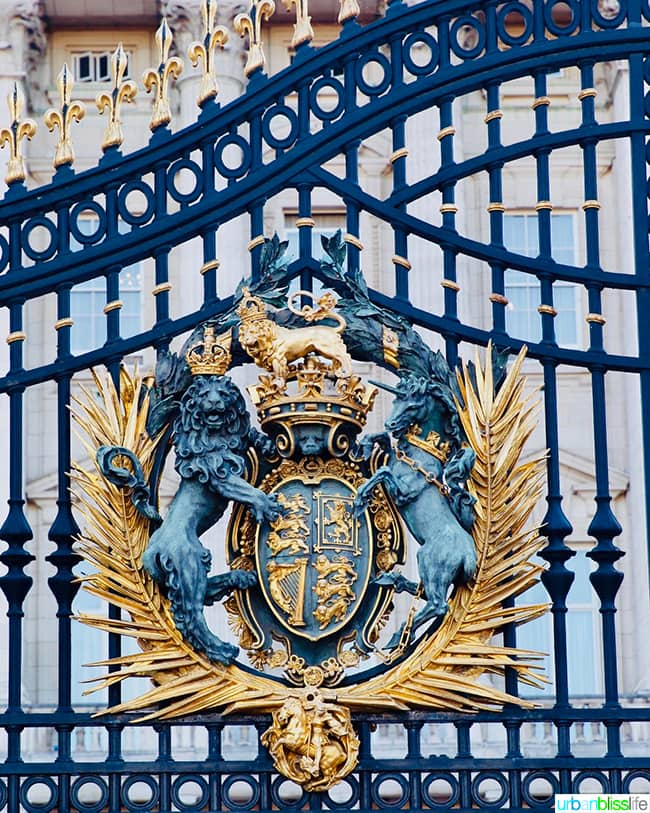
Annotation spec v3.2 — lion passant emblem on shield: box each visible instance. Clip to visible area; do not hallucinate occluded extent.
[74,233,548,790]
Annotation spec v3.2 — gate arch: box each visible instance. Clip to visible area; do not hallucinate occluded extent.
[1,0,649,809]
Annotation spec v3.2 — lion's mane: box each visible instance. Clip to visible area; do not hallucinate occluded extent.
[174,376,251,490]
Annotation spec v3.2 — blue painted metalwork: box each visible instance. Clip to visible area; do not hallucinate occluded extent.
[0,0,649,808]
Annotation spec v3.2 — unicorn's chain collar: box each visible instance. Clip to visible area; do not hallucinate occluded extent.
[393,442,450,497]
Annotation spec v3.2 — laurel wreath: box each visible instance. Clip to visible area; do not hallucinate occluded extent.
[73,345,547,720]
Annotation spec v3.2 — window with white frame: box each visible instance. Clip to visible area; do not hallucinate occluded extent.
[504,212,579,346]
[517,547,602,698]
[70,218,143,355]
[71,49,133,83]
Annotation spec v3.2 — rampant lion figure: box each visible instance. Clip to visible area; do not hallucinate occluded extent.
[140,374,281,664]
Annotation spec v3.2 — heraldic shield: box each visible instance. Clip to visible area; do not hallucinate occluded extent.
[75,233,549,792]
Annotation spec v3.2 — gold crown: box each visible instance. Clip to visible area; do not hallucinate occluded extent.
[248,358,377,432]
[237,288,267,323]
[185,326,232,376]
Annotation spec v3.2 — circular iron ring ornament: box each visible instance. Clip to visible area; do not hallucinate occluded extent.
[73,280,547,791]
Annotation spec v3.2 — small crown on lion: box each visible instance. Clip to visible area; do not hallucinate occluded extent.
[237,287,267,322]
[185,326,232,376]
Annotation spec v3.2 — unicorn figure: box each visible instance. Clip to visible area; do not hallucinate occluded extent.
[353,373,477,650]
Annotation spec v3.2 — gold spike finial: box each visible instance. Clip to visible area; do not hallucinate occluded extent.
[96,43,138,151]
[188,0,229,107]
[0,83,37,184]
[234,0,276,78]
[44,64,86,169]
[143,17,184,131]
[282,0,313,48]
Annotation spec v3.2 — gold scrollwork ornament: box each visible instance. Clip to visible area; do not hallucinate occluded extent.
[0,83,36,184]
[143,17,184,130]
[188,0,229,106]
[44,64,86,168]
[96,43,137,151]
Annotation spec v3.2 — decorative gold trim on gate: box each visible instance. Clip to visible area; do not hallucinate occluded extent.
[583,200,601,210]
[532,96,550,109]
[489,293,508,306]
[441,279,460,291]
[578,88,597,100]
[295,217,316,228]
[248,235,265,251]
[392,255,411,270]
[200,259,221,274]
[437,126,456,140]
[6,331,26,344]
[536,201,553,211]
[390,147,409,163]
[439,203,458,214]
[344,234,363,250]
[55,318,74,330]
[152,283,173,296]
[484,109,503,123]
[487,202,505,213]
[103,300,123,314]
[586,312,606,325]
[537,304,557,317]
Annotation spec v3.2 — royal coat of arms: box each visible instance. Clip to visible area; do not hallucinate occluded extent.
[74,233,548,791]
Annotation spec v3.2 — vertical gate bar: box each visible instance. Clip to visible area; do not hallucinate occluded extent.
[455,721,472,809]
[630,48,650,587]
[405,721,422,809]
[343,140,361,280]
[297,183,314,293]
[249,109,265,282]
[201,228,218,306]
[485,81,507,340]
[577,64,625,735]
[47,284,81,717]
[0,299,34,717]
[153,247,172,347]
[107,722,124,813]
[438,96,459,368]
[391,115,410,302]
[536,64,576,718]
[156,724,172,812]
[207,722,223,811]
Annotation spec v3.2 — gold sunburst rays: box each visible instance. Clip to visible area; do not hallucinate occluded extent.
[73,344,548,723]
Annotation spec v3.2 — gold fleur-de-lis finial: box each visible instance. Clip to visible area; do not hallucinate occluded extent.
[234,0,276,77]
[282,0,313,49]
[338,0,360,23]
[0,83,37,184]
[96,43,138,150]
[143,17,184,130]
[188,0,229,107]
[44,64,86,169]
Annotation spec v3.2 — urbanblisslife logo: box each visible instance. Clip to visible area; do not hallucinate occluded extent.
[556,796,650,812]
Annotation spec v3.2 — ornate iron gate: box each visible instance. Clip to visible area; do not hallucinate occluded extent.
[1,0,649,810]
